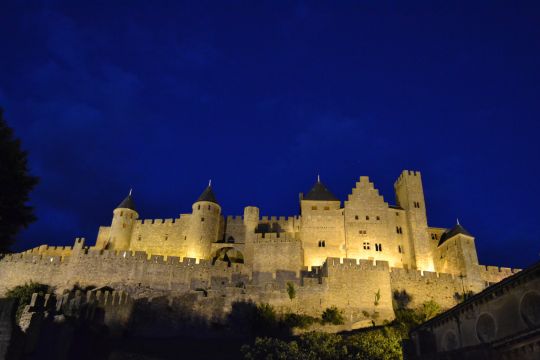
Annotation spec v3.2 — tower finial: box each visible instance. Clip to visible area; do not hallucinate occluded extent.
[208,179,212,187]
[129,188,132,196]
[456,218,460,226]
[317,174,320,183]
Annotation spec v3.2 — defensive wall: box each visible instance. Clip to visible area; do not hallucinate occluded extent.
[0,238,520,327]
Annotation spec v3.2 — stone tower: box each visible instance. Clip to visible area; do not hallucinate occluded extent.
[186,182,221,260]
[300,176,344,267]
[108,190,138,250]
[436,222,480,288]
[394,170,434,271]
[242,206,260,266]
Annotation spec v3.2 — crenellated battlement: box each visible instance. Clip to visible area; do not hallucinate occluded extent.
[1,253,67,265]
[480,265,520,275]
[323,257,389,272]
[226,215,244,222]
[389,267,458,280]
[138,217,182,225]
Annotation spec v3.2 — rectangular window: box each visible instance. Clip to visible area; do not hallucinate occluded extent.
[375,243,383,252]
[201,217,205,222]
[312,206,317,210]
[376,216,380,220]
[363,242,370,250]
[366,215,369,220]
[355,215,359,220]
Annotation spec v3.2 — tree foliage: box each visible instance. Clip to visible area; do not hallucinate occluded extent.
[0,108,38,251]
[242,330,402,360]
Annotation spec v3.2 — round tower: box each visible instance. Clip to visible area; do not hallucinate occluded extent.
[243,206,260,233]
[186,181,221,260]
[108,190,138,251]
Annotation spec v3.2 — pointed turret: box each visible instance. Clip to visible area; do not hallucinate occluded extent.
[438,222,473,246]
[186,181,222,260]
[116,189,136,211]
[196,184,218,204]
[107,189,139,251]
[303,176,339,201]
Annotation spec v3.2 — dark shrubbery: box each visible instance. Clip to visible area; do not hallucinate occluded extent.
[241,298,444,359]
[321,306,344,325]
[282,313,318,329]
[5,281,51,320]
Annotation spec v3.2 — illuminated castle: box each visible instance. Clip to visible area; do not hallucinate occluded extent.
[0,170,519,326]
[96,170,479,277]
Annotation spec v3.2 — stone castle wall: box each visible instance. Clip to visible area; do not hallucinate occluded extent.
[390,268,464,309]
[0,238,520,327]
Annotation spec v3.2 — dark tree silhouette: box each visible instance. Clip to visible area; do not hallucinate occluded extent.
[0,107,38,251]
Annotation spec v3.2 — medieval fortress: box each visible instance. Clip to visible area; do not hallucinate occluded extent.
[0,170,520,327]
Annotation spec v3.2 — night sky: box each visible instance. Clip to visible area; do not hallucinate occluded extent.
[1,1,539,269]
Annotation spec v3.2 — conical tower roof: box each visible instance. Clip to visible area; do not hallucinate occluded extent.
[116,190,136,211]
[196,182,218,204]
[304,176,339,201]
[438,223,472,246]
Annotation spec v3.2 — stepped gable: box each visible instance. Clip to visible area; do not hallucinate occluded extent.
[438,223,472,246]
[304,178,339,201]
[116,191,136,211]
[197,184,218,204]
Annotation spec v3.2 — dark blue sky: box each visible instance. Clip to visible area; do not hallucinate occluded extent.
[1,1,539,268]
